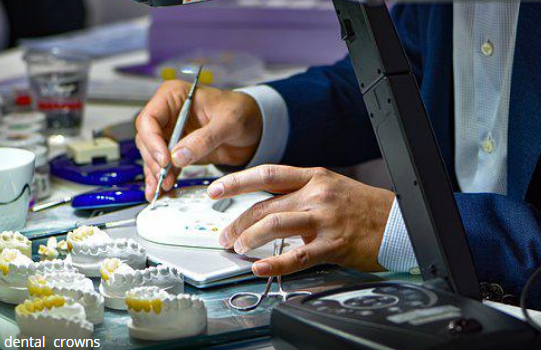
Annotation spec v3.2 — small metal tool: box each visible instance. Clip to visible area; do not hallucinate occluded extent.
[228,239,312,312]
[22,218,136,241]
[151,65,204,209]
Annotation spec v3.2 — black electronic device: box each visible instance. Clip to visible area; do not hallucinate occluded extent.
[271,1,541,350]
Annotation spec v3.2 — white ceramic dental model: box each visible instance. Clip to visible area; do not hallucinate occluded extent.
[16,295,94,346]
[99,258,184,310]
[0,231,32,257]
[26,271,104,324]
[126,286,207,341]
[66,225,147,277]
[0,249,77,304]
[137,186,272,249]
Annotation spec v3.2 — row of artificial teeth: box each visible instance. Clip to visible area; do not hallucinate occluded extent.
[50,287,102,307]
[4,259,75,277]
[15,295,66,316]
[105,266,182,287]
[71,239,145,255]
[125,287,204,314]
[27,272,90,297]
[0,231,30,244]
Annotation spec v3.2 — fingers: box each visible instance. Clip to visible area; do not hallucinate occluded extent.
[170,121,230,168]
[252,239,334,277]
[227,212,317,254]
[208,165,314,199]
[135,113,170,168]
[219,193,299,249]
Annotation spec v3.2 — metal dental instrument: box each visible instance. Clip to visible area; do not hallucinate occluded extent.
[151,65,204,209]
[22,218,136,241]
[228,238,312,312]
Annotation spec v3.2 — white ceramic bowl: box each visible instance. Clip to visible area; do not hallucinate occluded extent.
[0,148,35,231]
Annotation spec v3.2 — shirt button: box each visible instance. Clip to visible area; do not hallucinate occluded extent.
[482,136,495,154]
[481,41,494,56]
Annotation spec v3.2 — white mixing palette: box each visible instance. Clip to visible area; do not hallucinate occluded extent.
[137,186,274,249]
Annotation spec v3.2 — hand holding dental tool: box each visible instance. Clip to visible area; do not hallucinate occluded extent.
[151,65,204,209]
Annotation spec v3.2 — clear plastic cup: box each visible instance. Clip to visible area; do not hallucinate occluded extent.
[24,49,90,138]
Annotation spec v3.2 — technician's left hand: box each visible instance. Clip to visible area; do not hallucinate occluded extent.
[207,165,395,277]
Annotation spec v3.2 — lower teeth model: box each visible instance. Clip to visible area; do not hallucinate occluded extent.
[16,295,94,345]
[28,272,103,325]
[67,226,147,277]
[0,249,77,304]
[99,258,184,310]
[126,286,207,341]
[0,231,32,258]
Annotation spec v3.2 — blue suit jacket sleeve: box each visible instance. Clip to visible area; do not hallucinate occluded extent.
[457,193,541,304]
[266,58,380,167]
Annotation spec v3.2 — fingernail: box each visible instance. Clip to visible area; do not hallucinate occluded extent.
[207,182,224,198]
[145,184,153,198]
[154,151,166,167]
[253,262,271,275]
[219,230,229,247]
[234,239,244,254]
[172,148,194,167]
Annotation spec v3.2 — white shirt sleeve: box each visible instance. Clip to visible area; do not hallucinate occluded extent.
[235,85,290,168]
[377,198,419,272]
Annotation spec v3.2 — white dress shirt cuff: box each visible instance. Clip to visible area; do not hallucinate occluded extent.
[235,85,289,168]
[377,199,419,272]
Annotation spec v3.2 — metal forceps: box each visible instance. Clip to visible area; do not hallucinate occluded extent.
[228,239,312,311]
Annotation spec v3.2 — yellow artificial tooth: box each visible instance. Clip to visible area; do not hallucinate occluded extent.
[125,297,132,310]
[151,299,163,314]
[34,299,44,311]
[52,296,65,307]
[67,241,73,251]
[142,300,151,313]
[44,296,54,309]
[132,299,143,312]
[0,264,8,275]
[16,304,30,316]
[24,300,35,313]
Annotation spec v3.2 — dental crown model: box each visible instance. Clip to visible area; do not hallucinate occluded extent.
[126,286,207,341]
[99,258,184,310]
[0,231,32,258]
[16,295,94,345]
[27,271,104,324]
[67,226,147,277]
[0,249,77,304]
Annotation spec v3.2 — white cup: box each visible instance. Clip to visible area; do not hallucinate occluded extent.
[0,148,35,231]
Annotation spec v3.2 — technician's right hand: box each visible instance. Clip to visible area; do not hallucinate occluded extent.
[135,81,264,201]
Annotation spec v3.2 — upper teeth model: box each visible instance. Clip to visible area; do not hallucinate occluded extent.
[99,258,184,310]
[27,272,103,325]
[15,295,94,344]
[0,249,77,304]
[66,226,147,277]
[126,286,207,341]
[0,231,32,258]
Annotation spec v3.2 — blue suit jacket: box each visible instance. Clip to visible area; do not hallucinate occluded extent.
[266,4,541,306]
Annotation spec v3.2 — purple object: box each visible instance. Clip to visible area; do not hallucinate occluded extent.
[118,0,347,76]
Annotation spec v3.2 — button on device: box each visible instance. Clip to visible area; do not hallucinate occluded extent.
[481,41,494,56]
[448,318,483,335]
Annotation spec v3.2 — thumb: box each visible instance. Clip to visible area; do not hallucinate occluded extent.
[170,121,229,168]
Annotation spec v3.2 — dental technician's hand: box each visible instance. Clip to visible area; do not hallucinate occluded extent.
[207,165,395,277]
[136,80,263,201]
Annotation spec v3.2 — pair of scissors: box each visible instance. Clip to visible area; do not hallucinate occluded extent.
[228,238,312,312]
